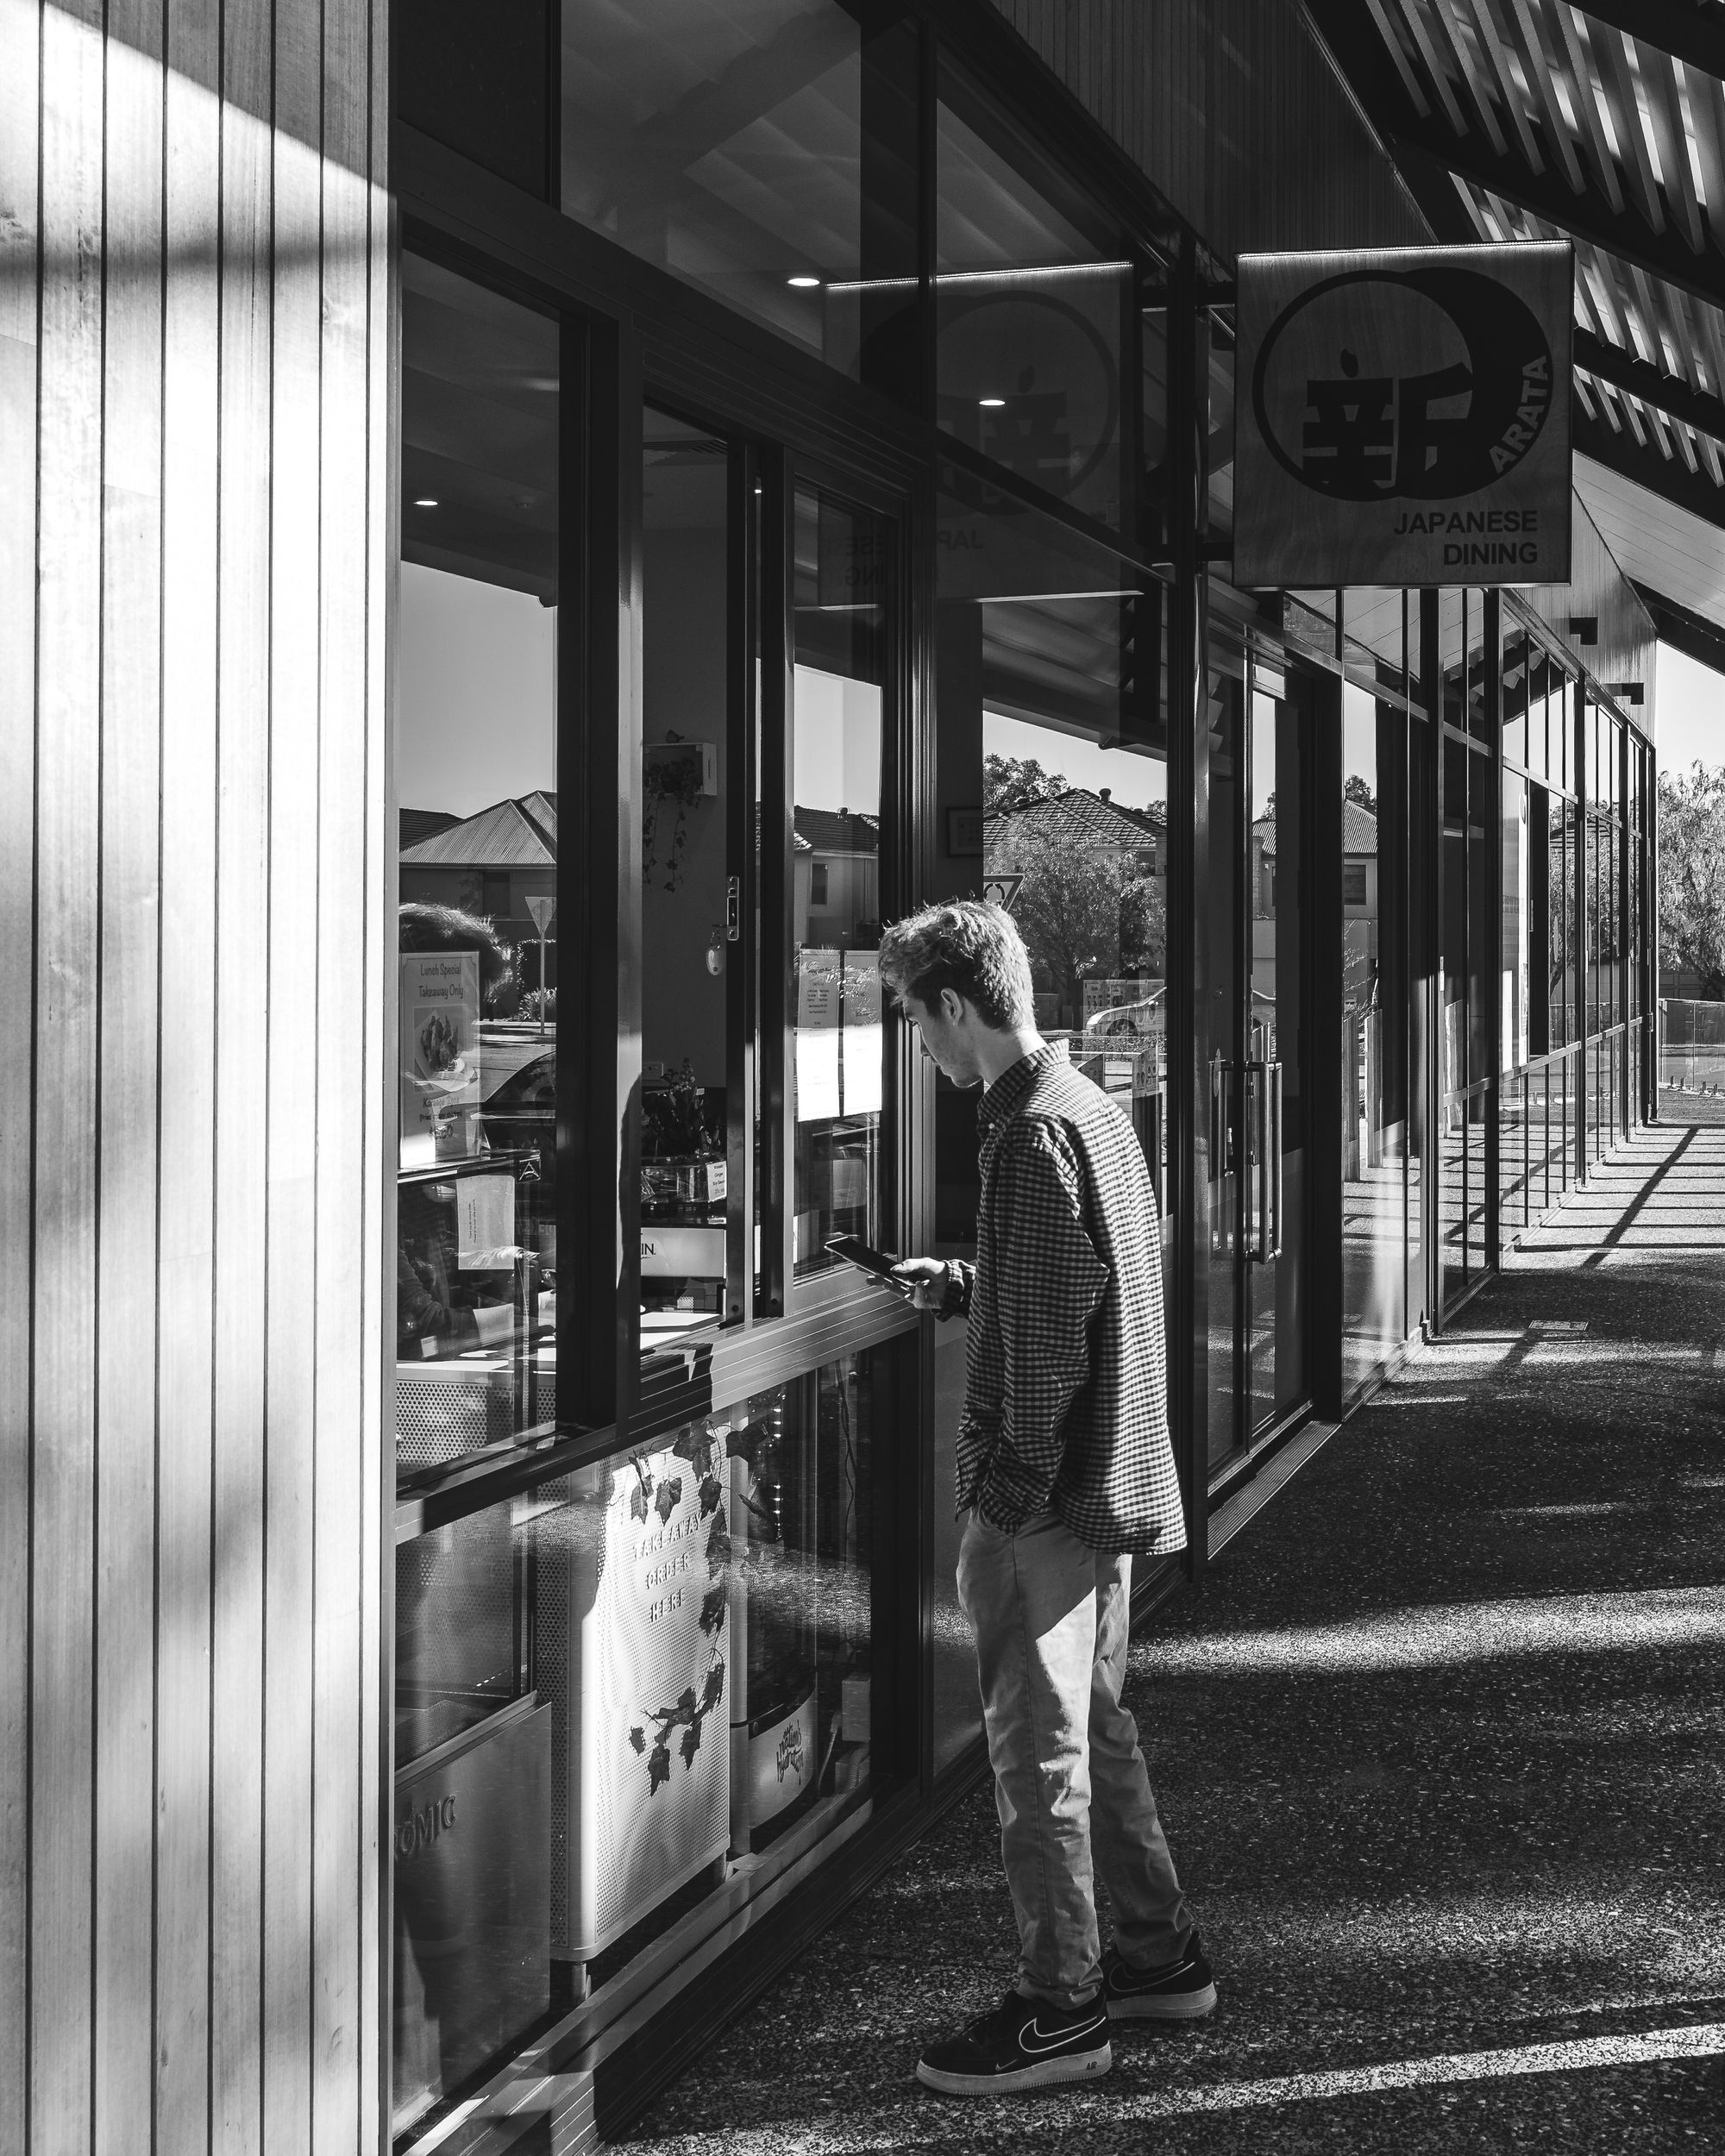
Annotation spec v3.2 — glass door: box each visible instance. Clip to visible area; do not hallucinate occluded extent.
[1208,645,1308,1472]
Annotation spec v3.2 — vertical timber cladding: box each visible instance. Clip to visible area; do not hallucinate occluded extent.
[1234,242,1573,589]
[0,1,392,2152]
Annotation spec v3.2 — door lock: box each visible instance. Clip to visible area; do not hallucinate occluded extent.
[725,874,742,942]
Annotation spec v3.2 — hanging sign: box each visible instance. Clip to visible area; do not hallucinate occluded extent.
[1234,241,1571,589]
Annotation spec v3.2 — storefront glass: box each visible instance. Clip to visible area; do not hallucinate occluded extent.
[1208,633,1307,1461]
[640,410,738,1345]
[1551,788,1575,1051]
[1341,680,1406,1393]
[937,85,1128,530]
[1207,304,1235,542]
[561,1,920,398]
[1437,607,1493,1311]
[1501,769,1530,1238]
[792,485,889,1281]
[1141,298,1170,554]
[392,1349,889,2140]
[396,257,561,1478]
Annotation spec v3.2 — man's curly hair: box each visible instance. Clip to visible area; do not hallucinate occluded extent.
[877,899,1035,1031]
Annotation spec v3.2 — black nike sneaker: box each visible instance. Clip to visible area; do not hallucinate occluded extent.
[1101,1931,1218,2021]
[916,1986,1113,2095]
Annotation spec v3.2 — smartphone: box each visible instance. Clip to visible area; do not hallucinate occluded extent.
[825,1234,909,1291]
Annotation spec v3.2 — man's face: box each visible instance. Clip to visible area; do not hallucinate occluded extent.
[904,988,982,1087]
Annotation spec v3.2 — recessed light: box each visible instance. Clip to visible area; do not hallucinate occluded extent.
[978,397,1006,408]
[414,497,439,507]
[787,274,821,289]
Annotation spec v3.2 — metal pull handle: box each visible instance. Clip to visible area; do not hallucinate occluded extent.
[725,874,742,942]
[1209,1059,1229,1252]
[1252,1062,1270,1263]
[1267,1061,1283,1260]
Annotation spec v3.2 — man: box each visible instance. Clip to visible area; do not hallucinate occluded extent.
[877,899,1214,2097]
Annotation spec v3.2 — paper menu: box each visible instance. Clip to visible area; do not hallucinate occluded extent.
[457,1173,517,1269]
[795,948,843,1122]
[795,947,884,1123]
[841,951,883,1117]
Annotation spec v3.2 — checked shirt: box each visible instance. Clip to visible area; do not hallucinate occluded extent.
[939,1041,1186,1556]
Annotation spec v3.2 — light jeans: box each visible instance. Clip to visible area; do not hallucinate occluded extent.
[957,1506,1193,2009]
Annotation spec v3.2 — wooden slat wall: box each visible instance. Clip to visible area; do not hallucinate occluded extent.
[0,3,392,2153]
[990,0,1431,260]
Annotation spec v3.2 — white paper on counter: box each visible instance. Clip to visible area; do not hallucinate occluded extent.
[795,947,842,1122]
[457,1173,517,1269]
[841,950,883,1117]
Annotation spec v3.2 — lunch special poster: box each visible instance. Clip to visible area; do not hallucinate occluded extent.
[401,950,480,1163]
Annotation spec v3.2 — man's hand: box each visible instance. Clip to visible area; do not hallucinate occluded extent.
[891,1257,950,1312]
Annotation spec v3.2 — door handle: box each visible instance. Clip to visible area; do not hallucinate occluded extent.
[1209,1058,1232,1253]
[1251,1061,1270,1263]
[1267,1060,1283,1260]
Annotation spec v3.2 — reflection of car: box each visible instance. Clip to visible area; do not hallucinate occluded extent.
[1087,987,1166,1042]
[480,1050,555,1185]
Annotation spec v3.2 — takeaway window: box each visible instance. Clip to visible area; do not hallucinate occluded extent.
[637,423,901,1330]
[561,0,920,402]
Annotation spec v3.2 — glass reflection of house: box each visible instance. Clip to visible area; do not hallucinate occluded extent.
[985,785,1163,880]
[984,786,1166,1029]
[399,789,559,967]
[794,805,879,947]
[1251,799,1379,998]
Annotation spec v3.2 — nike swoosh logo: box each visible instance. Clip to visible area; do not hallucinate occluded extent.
[1021,2014,1106,2054]
[1112,1957,1195,1990]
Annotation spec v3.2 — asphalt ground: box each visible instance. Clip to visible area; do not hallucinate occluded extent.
[624,1120,1725,2153]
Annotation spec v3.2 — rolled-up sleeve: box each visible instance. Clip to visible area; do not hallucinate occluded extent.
[974,1123,1107,1532]
[938,1259,974,1319]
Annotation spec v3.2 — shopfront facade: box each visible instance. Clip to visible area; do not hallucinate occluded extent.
[2,3,1658,2154]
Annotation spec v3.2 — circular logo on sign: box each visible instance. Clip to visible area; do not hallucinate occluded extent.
[1251,267,1554,501]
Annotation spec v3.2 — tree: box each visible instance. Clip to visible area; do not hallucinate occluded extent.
[1659,761,1725,1000]
[1343,773,1377,816]
[1007,826,1165,1025]
[984,753,1066,814]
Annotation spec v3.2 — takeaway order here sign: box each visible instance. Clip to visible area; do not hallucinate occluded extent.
[1233,241,1572,590]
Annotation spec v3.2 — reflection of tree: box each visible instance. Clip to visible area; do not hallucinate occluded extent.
[984,753,1066,813]
[1007,828,1165,1024]
[1344,774,1377,815]
[1659,762,1725,999]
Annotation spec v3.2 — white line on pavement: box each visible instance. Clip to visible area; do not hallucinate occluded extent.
[1112,2021,1725,2117]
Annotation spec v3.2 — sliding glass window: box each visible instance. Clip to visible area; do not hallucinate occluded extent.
[791,486,892,1281]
